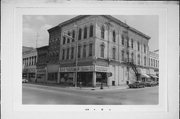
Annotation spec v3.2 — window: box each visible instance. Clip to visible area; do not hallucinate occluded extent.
[71,47,74,59]
[78,45,81,58]
[131,53,134,62]
[101,26,105,39]
[84,27,87,39]
[112,48,116,60]
[78,28,82,40]
[127,37,129,48]
[66,48,69,59]
[144,56,146,66]
[137,42,140,51]
[89,25,94,37]
[149,58,150,66]
[127,52,129,61]
[72,30,75,42]
[62,49,65,60]
[89,43,93,56]
[121,35,124,45]
[151,59,153,66]
[100,44,105,58]
[83,44,87,57]
[131,39,133,49]
[138,54,140,65]
[63,36,66,44]
[122,50,124,61]
[67,32,70,43]
[144,44,146,53]
[113,30,116,42]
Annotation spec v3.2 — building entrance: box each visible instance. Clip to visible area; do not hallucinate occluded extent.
[77,72,92,87]
[96,72,107,87]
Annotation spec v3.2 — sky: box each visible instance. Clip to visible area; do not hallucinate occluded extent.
[23,15,158,51]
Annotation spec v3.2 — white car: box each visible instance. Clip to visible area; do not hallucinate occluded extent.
[22,78,28,83]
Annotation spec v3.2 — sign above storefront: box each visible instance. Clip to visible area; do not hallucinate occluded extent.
[60,65,109,72]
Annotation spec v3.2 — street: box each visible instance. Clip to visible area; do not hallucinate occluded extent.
[22,83,158,105]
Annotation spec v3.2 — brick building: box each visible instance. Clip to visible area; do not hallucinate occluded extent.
[48,15,152,87]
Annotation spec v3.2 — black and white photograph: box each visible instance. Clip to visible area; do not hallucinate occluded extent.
[22,15,159,105]
[1,1,179,119]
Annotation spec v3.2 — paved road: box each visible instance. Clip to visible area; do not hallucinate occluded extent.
[22,83,158,105]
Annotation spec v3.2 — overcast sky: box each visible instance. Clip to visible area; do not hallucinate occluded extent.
[23,15,158,51]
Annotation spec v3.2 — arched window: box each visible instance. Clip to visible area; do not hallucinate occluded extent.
[72,30,75,42]
[113,30,116,42]
[131,39,133,49]
[121,50,124,61]
[144,56,146,66]
[89,25,94,37]
[100,44,105,58]
[131,53,134,62]
[138,54,140,65]
[112,47,116,60]
[101,26,105,39]
[78,28,82,40]
[137,42,140,51]
[84,26,87,39]
[121,35,124,45]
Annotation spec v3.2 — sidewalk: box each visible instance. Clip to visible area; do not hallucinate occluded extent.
[25,82,128,91]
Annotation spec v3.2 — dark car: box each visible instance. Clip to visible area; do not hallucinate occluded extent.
[128,81,145,88]
[144,82,152,87]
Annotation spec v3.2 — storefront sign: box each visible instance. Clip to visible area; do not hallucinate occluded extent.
[95,66,108,72]
[60,66,94,72]
[23,68,36,73]
[37,69,46,74]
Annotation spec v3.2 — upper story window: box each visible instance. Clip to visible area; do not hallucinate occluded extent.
[144,44,146,53]
[78,45,81,58]
[131,53,134,62]
[121,50,124,61]
[112,47,116,60]
[144,56,146,66]
[71,47,74,59]
[126,52,129,61]
[67,32,71,43]
[121,35,124,45]
[100,44,105,58]
[138,54,140,65]
[84,27,87,39]
[151,58,153,67]
[63,36,66,45]
[66,48,69,59]
[101,26,105,39]
[127,37,129,48]
[62,49,65,60]
[137,42,140,51]
[83,44,87,57]
[113,30,116,42]
[78,28,82,40]
[72,30,75,42]
[89,25,94,37]
[89,43,93,56]
[131,39,133,49]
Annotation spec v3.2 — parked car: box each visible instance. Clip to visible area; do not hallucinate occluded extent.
[144,81,152,87]
[128,81,145,88]
[150,81,158,86]
[22,78,28,83]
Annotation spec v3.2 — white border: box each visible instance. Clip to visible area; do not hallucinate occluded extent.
[1,2,179,119]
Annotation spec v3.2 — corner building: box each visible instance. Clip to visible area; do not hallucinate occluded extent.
[51,15,151,87]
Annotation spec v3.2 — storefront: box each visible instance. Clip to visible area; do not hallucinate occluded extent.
[36,68,47,83]
[59,65,109,87]
[23,68,36,82]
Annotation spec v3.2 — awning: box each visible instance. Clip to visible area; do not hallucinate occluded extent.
[141,73,150,78]
[148,74,158,78]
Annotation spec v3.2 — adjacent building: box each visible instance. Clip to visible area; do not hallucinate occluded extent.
[36,46,49,83]
[22,46,37,82]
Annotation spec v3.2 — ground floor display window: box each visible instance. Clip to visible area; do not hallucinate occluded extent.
[77,72,92,87]
[96,72,107,86]
[60,73,74,86]
[48,73,57,82]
